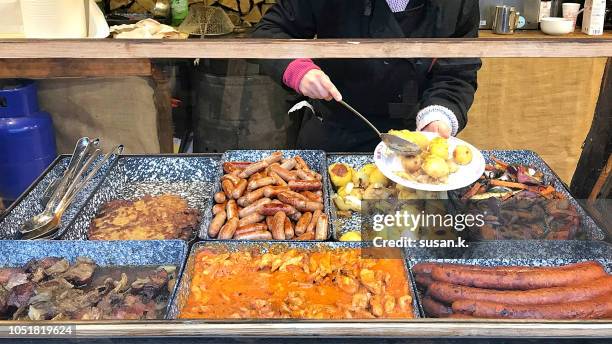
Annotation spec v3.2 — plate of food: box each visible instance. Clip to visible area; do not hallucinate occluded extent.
[374,131,485,192]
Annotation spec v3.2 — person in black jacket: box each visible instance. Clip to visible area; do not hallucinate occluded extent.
[252,0,482,152]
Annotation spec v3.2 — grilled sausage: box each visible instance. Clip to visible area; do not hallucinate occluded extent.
[238,188,266,207]
[265,216,274,230]
[226,200,239,219]
[271,212,287,240]
[221,173,241,185]
[315,214,328,240]
[258,203,298,217]
[248,176,276,191]
[296,169,316,181]
[429,276,612,305]
[289,212,302,222]
[294,156,309,171]
[430,261,607,290]
[234,230,273,241]
[239,161,269,179]
[231,179,248,199]
[212,202,226,215]
[238,213,265,227]
[452,294,612,319]
[422,296,452,318]
[221,180,234,199]
[218,217,239,240]
[269,171,287,186]
[278,192,324,213]
[270,165,297,182]
[295,212,312,236]
[263,186,290,198]
[296,231,315,240]
[263,151,283,165]
[238,198,272,218]
[300,191,323,203]
[280,158,297,171]
[234,223,268,237]
[284,217,295,240]
[214,192,227,204]
[208,210,227,238]
[288,180,322,192]
[223,162,251,174]
[281,190,309,201]
[415,274,436,289]
[307,209,322,234]
[248,172,265,183]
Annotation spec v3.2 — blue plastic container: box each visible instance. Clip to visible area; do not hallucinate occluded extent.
[0,80,56,204]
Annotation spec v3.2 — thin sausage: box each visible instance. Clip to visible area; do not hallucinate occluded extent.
[307,209,322,234]
[234,230,273,241]
[280,158,296,171]
[270,165,296,182]
[221,180,234,199]
[218,217,239,240]
[263,186,290,198]
[452,294,612,319]
[238,188,266,207]
[430,261,607,290]
[265,216,274,230]
[288,180,322,192]
[284,218,295,240]
[429,276,612,305]
[296,169,315,181]
[212,202,226,215]
[226,200,239,219]
[239,161,268,179]
[280,190,309,201]
[238,213,265,228]
[271,212,287,240]
[238,198,272,218]
[278,192,324,213]
[223,162,251,174]
[232,179,248,199]
[234,223,268,237]
[214,192,226,204]
[248,177,276,191]
[258,203,298,217]
[208,210,227,238]
[300,191,323,203]
[221,173,241,185]
[422,296,452,318]
[294,156,310,171]
[296,231,315,240]
[269,171,287,186]
[248,172,265,183]
[263,151,283,165]
[294,212,312,236]
[315,214,328,240]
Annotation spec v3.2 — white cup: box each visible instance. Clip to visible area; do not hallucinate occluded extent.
[563,3,582,31]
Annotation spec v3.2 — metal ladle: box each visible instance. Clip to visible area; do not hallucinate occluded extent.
[337,100,421,156]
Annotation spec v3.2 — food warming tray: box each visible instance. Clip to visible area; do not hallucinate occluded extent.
[199,150,333,240]
[327,151,607,241]
[0,155,113,240]
[58,154,221,241]
[0,239,189,320]
[405,240,612,317]
[169,240,422,319]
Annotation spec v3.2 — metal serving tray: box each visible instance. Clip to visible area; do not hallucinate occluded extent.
[169,241,422,319]
[0,240,189,320]
[405,240,612,318]
[61,154,221,241]
[327,151,607,241]
[199,150,333,240]
[0,155,112,240]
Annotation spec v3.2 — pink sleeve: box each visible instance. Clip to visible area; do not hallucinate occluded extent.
[283,59,321,93]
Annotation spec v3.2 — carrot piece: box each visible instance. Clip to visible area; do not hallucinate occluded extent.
[489,179,528,190]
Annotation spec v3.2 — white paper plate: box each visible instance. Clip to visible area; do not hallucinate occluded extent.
[374,132,486,192]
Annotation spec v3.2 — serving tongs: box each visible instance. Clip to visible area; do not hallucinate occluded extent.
[337,100,421,156]
[20,142,124,240]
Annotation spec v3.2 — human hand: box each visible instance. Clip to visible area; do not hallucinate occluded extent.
[299,70,342,101]
[420,120,451,139]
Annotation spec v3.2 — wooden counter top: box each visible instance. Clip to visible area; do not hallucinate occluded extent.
[0,30,611,59]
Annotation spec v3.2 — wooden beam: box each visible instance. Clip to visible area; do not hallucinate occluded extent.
[1,38,612,59]
[0,59,152,78]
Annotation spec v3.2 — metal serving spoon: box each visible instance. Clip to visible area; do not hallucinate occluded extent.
[338,100,420,156]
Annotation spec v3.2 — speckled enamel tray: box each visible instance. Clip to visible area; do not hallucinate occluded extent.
[61,155,221,241]
[199,150,332,240]
[0,240,188,320]
[0,155,113,240]
[405,240,612,318]
[169,241,422,319]
[327,151,607,241]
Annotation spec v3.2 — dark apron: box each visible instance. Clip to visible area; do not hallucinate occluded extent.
[297,0,427,152]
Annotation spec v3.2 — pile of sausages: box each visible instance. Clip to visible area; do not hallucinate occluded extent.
[208,152,328,241]
[413,261,612,319]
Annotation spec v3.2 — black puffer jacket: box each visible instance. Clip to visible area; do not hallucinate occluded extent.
[253,0,481,133]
